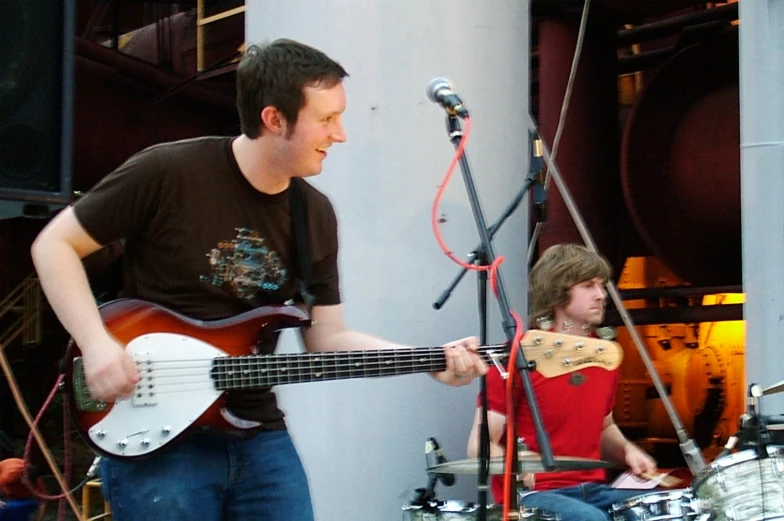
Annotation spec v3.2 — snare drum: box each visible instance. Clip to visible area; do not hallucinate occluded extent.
[694,447,784,521]
[403,500,558,520]
[610,488,703,521]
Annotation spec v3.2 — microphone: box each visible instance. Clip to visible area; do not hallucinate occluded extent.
[425,437,455,486]
[426,78,469,118]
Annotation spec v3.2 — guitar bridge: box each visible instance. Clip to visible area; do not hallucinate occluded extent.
[132,351,157,407]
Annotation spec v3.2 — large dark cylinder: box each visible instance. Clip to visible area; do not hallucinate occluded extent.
[621,32,740,286]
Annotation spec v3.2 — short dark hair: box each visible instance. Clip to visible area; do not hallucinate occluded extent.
[528,243,612,325]
[236,39,349,138]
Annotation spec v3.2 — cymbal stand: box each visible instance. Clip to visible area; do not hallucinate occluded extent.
[411,472,440,506]
[526,113,707,475]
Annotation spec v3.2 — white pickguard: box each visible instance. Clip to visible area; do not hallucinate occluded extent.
[88,333,228,458]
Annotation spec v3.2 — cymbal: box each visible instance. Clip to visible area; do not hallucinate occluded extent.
[428,451,613,475]
[762,381,784,396]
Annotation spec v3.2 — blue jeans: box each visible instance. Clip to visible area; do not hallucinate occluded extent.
[521,483,650,521]
[98,429,313,521]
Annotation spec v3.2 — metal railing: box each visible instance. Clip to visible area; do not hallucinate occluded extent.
[0,275,42,349]
[196,0,246,72]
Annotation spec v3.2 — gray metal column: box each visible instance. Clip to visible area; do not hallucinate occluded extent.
[740,0,784,412]
[246,2,530,520]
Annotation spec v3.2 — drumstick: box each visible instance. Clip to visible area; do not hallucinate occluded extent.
[639,471,683,488]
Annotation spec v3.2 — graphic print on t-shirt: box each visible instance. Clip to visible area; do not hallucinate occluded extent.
[200,228,288,299]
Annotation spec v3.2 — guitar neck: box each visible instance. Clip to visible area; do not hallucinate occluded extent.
[211,345,503,390]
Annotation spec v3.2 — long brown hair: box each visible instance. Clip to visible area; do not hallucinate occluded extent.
[529,243,612,325]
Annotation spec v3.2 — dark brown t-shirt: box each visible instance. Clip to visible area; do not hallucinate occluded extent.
[73,136,340,424]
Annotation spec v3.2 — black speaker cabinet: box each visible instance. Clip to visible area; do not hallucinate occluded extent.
[0,0,74,215]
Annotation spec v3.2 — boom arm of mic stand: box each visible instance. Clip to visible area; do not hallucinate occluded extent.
[607,281,705,473]
[526,113,706,475]
[443,114,556,471]
[433,174,538,310]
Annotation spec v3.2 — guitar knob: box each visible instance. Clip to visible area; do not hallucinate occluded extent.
[575,342,585,350]
[562,358,572,367]
[161,426,172,436]
[141,439,151,448]
[96,430,107,439]
[117,439,128,449]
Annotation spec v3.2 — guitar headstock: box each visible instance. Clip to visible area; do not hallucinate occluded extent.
[519,329,623,377]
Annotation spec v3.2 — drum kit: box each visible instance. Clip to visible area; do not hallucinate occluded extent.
[404,382,784,521]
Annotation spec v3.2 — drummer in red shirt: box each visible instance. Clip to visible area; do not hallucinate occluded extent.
[467,243,657,521]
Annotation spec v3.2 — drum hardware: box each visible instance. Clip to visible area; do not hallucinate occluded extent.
[610,489,709,521]
[402,500,559,521]
[693,446,784,521]
[413,437,455,507]
[728,382,779,455]
[425,437,455,487]
[427,450,613,476]
[692,383,784,521]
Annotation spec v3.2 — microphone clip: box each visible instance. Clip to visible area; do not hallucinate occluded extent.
[529,136,547,223]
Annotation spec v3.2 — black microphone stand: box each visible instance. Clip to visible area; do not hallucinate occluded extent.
[434,134,542,521]
[433,114,555,518]
[476,251,491,521]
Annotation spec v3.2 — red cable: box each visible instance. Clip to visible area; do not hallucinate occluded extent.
[21,375,74,506]
[429,117,508,299]
[502,311,525,521]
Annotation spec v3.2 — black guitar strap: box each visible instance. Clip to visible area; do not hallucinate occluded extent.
[289,178,316,311]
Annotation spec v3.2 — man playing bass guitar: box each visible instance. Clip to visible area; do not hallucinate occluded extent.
[31,39,487,521]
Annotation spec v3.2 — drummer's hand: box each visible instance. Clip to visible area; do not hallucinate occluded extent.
[625,443,657,475]
[516,472,535,490]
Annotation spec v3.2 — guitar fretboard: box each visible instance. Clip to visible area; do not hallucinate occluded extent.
[210,345,503,390]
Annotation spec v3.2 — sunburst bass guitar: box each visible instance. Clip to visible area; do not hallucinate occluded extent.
[63,299,622,459]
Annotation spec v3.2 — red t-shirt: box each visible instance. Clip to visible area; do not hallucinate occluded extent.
[480,362,619,500]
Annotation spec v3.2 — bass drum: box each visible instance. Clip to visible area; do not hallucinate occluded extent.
[403,500,558,520]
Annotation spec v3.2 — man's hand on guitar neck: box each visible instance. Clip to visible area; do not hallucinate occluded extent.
[304,305,487,386]
[434,336,488,387]
[82,333,141,402]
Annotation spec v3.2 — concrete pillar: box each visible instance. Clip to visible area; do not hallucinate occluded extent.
[247,2,530,519]
[739,1,784,413]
